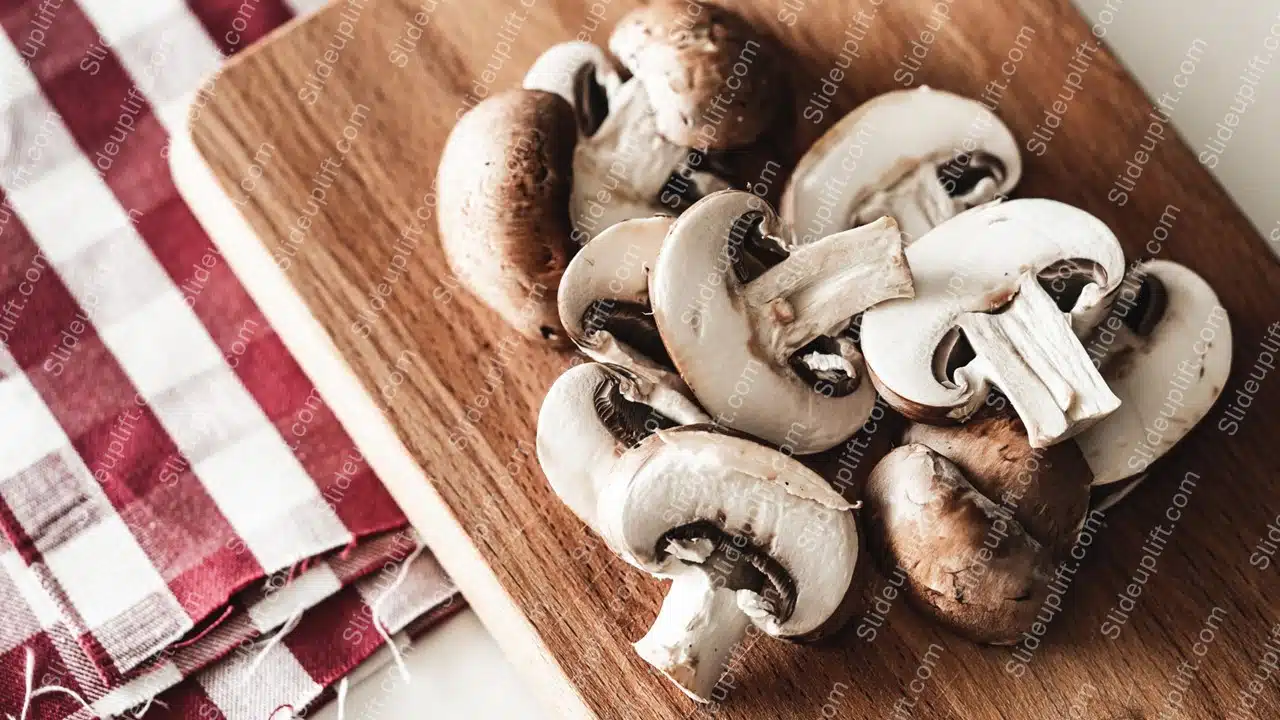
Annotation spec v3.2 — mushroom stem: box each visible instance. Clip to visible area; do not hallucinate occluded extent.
[742,216,913,363]
[957,274,1120,448]
[634,569,751,703]
[853,164,955,244]
[572,82,730,242]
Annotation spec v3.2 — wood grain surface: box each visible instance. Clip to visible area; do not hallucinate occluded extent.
[176,0,1280,717]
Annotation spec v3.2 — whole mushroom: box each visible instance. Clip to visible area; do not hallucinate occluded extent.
[902,409,1092,557]
[650,190,915,454]
[597,426,860,702]
[609,0,785,151]
[860,199,1125,448]
[437,90,579,343]
[782,88,1021,246]
[862,443,1055,645]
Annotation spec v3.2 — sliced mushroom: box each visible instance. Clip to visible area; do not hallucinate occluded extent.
[860,199,1125,448]
[570,79,731,243]
[863,444,1054,645]
[558,216,676,378]
[903,410,1092,557]
[536,362,709,530]
[597,427,859,701]
[522,40,736,245]
[523,41,624,137]
[609,1,783,151]
[437,90,578,343]
[1075,260,1232,508]
[781,88,1021,246]
[650,191,915,454]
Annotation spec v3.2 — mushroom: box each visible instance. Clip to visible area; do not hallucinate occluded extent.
[522,41,624,137]
[898,260,1231,521]
[860,199,1125,448]
[558,216,677,380]
[781,88,1021,246]
[609,1,784,151]
[437,89,579,343]
[650,190,915,454]
[521,40,736,245]
[597,427,859,701]
[862,444,1054,645]
[567,74,733,244]
[1074,260,1232,509]
[902,409,1092,557]
[536,362,708,530]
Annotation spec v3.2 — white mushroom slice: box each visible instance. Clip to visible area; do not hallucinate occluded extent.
[651,191,915,454]
[781,88,1021,246]
[520,42,730,245]
[536,363,708,531]
[558,216,676,379]
[570,80,729,243]
[523,42,623,137]
[861,199,1125,448]
[597,428,858,702]
[1076,261,1231,504]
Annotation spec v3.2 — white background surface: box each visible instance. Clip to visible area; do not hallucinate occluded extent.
[315,1,1280,718]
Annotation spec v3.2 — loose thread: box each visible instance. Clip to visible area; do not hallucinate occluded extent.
[10,647,95,720]
[242,607,305,683]
[370,545,426,683]
[336,677,349,720]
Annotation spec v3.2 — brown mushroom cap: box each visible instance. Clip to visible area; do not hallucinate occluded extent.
[902,410,1091,557]
[609,1,782,150]
[437,90,578,344]
[863,444,1054,645]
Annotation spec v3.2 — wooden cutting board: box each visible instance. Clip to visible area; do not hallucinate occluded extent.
[171,0,1280,717]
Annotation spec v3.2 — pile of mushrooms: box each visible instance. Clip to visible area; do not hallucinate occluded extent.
[437,1,784,343]
[436,1,1234,704]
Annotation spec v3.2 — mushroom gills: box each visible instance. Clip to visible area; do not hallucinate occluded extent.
[582,299,674,369]
[936,151,1007,200]
[593,373,680,448]
[1037,257,1115,334]
[726,211,792,284]
[660,148,736,215]
[573,62,611,137]
[661,520,798,620]
[789,334,862,397]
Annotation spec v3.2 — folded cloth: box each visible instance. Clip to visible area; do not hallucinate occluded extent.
[0,529,456,718]
[162,550,460,720]
[0,1,460,717]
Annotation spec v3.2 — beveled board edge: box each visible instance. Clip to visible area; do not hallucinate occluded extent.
[168,105,595,720]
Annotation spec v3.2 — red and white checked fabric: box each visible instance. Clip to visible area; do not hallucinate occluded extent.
[0,0,459,717]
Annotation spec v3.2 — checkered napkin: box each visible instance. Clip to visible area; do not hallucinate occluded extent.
[0,0,458,717]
